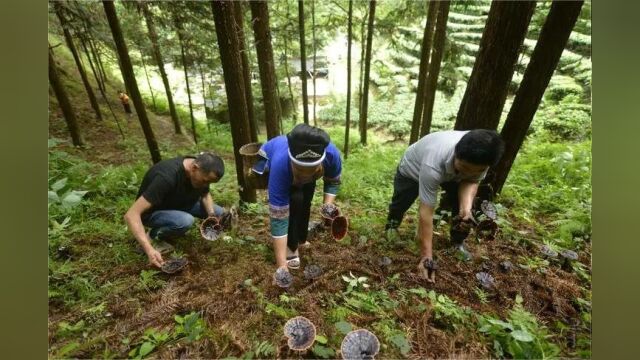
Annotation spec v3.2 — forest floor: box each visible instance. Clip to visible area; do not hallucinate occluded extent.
[48,59,591,359]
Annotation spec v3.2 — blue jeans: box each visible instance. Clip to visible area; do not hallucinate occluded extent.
[142,202,224,241]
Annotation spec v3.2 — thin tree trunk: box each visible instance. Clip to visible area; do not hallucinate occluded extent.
[54,3,102,121]
[358,0,376,146]
[84,20,108,88]
[175,18,198,145]
[234,1,259,141]
[141,2,182,134]
[454,1,536,130]
[410,1,439,144]
[419,1,450,137]
[357,10,367,117]
[491,0,584,194]
[199,64,211,133]
[91,40,108,86]
[312,0,317,126]
[344,0,353,158]
[103,0,161,164]
[212,0,257,204]
[139,46,157,112]
[284,0,297,120]
[49,47,83,147]
[250,0,281,139]
[79,33,105,94]
[298,0,309,125]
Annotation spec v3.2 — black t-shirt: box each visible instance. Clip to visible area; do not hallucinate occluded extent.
[137,156,209,212]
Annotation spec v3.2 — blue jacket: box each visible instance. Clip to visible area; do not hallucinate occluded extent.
[255,135,342,237]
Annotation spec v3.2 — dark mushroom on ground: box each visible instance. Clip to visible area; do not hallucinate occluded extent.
[423,258,439,279]
[341,329,380,360]
[560,249,579,271]
[304,264,323,280]
[377,256,392,267]
[274,267,294,288]
[331,215,349,240]
[480,200,498,220]
[540,245,558,259]
[475,272,495,290]
[283,316,316,351]
[500,260,514,273]
[321,203,340,219]
[161,257,188,274]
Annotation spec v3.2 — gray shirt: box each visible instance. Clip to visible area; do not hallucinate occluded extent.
[398,130,487,207]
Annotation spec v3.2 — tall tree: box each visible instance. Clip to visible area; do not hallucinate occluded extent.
[419,1,451,137]
[233,1,259,141]
[174,13,198,145]
[491,0,584,194]
[211,0,257,204]
[138,45,157,112]
[283,0,297,121]
[49,46,84,147]
[53,3,103,121]
[298,0,309,125]
[358,0,376,145]
[454,1,536,130]
[103,0,161,164]
[312,0,317,126]
[409,1,439,144]
[344,0,353,158]
[140,2,182,134]
[78,32,105,94]
[250,0,281,139]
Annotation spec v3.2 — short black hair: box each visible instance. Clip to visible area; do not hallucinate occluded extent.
[287,124,331,164]
[195,151,225,178]
[454,129,505,166]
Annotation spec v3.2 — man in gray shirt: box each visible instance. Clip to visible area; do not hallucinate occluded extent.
[385,129,504,282]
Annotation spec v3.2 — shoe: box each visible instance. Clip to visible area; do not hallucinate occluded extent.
[286,256,301,270]
[299,240,312,248]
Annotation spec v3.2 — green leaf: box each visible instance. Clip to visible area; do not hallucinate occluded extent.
[389,334,411,355]
[139,341,155,356]
[335,321,352,335]
[511,329,534,342]
[57,341,81,357]
[48,191,60,204]
[51,178,68,192]
[488,318,514,330]
[312,344,335,359]
[315,335,328,344]
[61,190,88,209]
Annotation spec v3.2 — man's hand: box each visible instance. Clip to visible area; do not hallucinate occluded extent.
[146,248,165,268]
[417,257,437,283]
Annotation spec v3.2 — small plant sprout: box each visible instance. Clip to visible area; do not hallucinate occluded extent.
[283,316,316,351]
[341,329,380,360]
[342,272,370,293]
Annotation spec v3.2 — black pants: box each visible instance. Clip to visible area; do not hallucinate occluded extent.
[385,168,459,230]
[123,103,132,114]
[288,181,316,252]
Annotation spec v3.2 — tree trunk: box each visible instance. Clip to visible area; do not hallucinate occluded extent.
[298,0,309,125]
[54,3,102,121]
[284,0,297,120]
[199,64,211,133]
[410,1,439,144]
[233,1,259,141]
[357,10,367,117]
[358,0,376,146]
[250,0,281,139]
[312,0,317,126]
[49,47,84,147]
[344,0,353,158]
[91,39,108,86]
[175,18,198,145]
[211,0,257,204]
[103,0,162,164]
[491,0,584,194]
[79,33,105,94]
[454,1,536,130]
[419,1,450,137]
[141,2,182,134]
[139,45,157,112]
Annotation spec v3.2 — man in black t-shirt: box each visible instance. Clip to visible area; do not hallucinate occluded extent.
[124,152,226,268]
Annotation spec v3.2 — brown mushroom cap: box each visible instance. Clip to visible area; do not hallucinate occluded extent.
[283,316,316,351]
[341,329,380,360]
